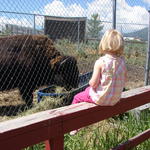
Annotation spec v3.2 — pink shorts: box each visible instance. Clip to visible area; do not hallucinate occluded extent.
[72,86,95,104]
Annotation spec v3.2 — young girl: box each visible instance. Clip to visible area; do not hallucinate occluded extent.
[70,29,127,135]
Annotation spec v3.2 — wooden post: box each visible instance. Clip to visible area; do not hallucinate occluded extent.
[45,141,51,150]
[45,135,64,150]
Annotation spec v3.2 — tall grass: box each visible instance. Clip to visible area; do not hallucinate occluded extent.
[55,39,147,75]
[64,110,150,150]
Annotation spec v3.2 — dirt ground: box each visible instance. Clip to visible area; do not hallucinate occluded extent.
[126,64,145,89]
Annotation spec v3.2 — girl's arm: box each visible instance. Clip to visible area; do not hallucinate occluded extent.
[89,59,102,89]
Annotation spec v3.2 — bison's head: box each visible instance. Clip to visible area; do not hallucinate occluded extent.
[51,56,79,90]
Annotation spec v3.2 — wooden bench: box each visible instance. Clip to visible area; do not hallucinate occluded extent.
[0,86,150,150]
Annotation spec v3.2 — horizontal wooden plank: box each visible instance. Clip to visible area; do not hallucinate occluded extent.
[111,128,150,150]
[61,86,150,132]
[0,110,62,140]
[62,92,150,133]
[0,126,48,150]
[0,121,63,150]
[1,85,150,132]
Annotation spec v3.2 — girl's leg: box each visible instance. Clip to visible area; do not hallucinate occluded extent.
[72,86,94,104]
[70,87,94,135]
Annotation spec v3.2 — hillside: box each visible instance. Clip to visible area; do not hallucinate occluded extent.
[123,27,148,41]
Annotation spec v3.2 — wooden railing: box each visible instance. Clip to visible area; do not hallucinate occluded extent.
[0,86,150,150]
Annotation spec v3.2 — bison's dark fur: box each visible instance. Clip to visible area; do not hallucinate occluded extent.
[0,35,79,107]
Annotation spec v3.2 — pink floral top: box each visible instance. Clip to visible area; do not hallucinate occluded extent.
[89,54,127,106]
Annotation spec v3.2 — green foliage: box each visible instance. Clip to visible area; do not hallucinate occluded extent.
[124,41,147,67]
[54,38,147,71]
[64,111,150,150]
[124,27,148,41]
[87,13,103,38]
[24,143,44,150]
[55,38,147,68]
[85,40,100,50]
[0,28,11,36]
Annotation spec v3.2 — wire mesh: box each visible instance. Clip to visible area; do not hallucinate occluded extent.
[0,0,149,120]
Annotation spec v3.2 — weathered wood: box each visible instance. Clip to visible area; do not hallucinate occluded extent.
[46,135,64,150]
[62,86,150,133]
[111,128,150,150]
[0,86,150,150]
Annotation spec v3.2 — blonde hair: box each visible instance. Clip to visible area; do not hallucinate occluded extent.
[99,29,124,56]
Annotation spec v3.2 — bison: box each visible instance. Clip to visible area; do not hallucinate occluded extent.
[0,34,79,107]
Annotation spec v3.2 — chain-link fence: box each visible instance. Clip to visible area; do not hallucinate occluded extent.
[0,0,149,119]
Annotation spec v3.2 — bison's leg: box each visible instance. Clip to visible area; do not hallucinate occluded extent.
[19,87,33,109]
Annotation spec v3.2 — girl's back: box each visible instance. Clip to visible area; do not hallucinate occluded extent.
[89,54,126,106]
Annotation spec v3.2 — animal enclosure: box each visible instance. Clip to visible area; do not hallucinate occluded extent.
[44,16,86,42]
[0,0,150,149]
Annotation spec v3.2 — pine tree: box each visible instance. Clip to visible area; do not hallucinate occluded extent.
[87,13,103,38]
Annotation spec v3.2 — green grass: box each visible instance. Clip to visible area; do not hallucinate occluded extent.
[124,41,147,67]
[64,111,150,150]
[55,39,147,68]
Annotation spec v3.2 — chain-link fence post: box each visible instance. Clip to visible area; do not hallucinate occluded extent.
[77,18,80,50]
[144,10,150,85]
[112,0,117,29]
[33,14,36,34]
